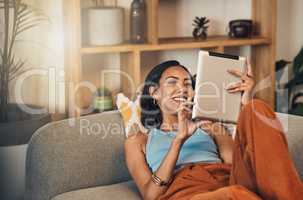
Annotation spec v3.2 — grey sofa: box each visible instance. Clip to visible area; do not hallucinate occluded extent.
[24,110,303,200]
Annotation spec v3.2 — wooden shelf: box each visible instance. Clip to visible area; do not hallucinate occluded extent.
[81,36,271,54]
[81,43,135,54]
[158,36,271,49]
[64,0,277,117]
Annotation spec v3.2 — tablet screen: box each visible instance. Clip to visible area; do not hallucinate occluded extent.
[192,50,246,124]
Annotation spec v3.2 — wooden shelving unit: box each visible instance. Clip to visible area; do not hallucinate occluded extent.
[64,0,277,117]
[81,36,271,54]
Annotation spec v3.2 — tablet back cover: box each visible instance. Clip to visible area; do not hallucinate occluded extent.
[192,51,246,124]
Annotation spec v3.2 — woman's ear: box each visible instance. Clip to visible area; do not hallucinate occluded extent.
[149,86,160,100]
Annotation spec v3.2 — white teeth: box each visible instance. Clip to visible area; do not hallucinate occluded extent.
[173,97,187,102]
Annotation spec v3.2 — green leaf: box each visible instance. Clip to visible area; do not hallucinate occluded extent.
[285,70,303,89]
[0,48,4,60]
[1,0,47,84]
[276,59,291,72]
[0,0,14,8]
[17,7,33,19]
[16,23,40,35]
[9,59,25,80]
[293,47,303,75]
[97,87,111,96]
[17,3,27,14]
[194,19,200,24]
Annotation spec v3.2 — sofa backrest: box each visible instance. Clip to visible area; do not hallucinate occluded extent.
[276,112,303,179]
[25,111,131,200]
[25,110,303,200]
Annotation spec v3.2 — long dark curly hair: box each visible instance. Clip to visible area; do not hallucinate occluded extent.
[140,60,195,130]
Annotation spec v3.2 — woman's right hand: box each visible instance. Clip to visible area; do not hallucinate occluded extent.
[175,96,213,143]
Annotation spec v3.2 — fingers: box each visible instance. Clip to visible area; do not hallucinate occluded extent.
[179,104,192,113]
[190,120,212,134]
[196,120,213,126]
[227,83,250,92]
[227,85,247,93]
[195,120,218,136]
[225,82,242,90]
[177,101,195,113]
[226,65,255,94]
[227,57,254,81]
[199,120,213,130]
[226,81,249,92]
[181,101,195,107]
[227,68,242,77]
[227,68,250,81]
[246,57,253,77]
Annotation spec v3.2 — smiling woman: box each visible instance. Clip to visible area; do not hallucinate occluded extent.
[140,60,195,130]
[124,60,303,200]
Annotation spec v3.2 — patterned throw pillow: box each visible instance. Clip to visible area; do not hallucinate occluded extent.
[116,93,148,137]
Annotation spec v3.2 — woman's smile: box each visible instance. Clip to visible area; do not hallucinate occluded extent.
[171,95,188,105]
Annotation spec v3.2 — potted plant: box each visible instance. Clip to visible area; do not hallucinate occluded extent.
[0,1,50,199]
[93,87,113,112]
[192,16,209,40]
[0,0,50,144]
[276,47,303,115]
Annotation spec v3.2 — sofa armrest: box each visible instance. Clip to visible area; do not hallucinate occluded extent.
[276,112,303,179]
[25,111,131,200]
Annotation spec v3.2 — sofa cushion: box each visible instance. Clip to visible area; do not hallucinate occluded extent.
[52,181,141,200]
[276,112,303,179]
[25,111,132,200]
[116,93,148,137]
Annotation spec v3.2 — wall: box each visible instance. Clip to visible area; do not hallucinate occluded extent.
[142,0,252,77]
[4,0,302,114]
[3,0,65,114]
[276,0,303,109]
[81,0,253,104]
[0,145,27,200]
[82,0,252,94]
[0,1,64,200]
[277,0,303,61]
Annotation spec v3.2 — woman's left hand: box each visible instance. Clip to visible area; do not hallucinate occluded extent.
[226,58,255,105]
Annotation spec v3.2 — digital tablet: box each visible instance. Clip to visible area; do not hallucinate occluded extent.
[192,50,246,124]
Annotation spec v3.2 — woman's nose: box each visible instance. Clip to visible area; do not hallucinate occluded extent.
[177,83,188,93]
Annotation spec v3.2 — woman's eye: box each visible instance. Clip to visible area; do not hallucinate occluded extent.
[185,82,192,87]
[166,80,177,85]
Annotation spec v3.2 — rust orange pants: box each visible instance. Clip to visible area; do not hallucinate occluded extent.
[158,99,303,200]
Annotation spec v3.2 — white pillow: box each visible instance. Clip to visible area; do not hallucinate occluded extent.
[116,93,148,137]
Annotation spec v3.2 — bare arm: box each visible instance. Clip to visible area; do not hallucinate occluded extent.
[200,121,234,164]
[211,123,234,164]
[125,133,184,200]
[125,97,206,200]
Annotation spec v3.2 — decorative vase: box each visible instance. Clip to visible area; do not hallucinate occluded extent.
[130,0,147,44]
[228,19,253,38]
[85,7,124,46]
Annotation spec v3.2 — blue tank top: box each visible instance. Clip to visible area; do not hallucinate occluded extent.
[146,128,221,172]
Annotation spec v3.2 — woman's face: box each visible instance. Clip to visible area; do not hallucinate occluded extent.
[151,66,194,114]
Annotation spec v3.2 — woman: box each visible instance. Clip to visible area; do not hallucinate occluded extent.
[124,60,302,200]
